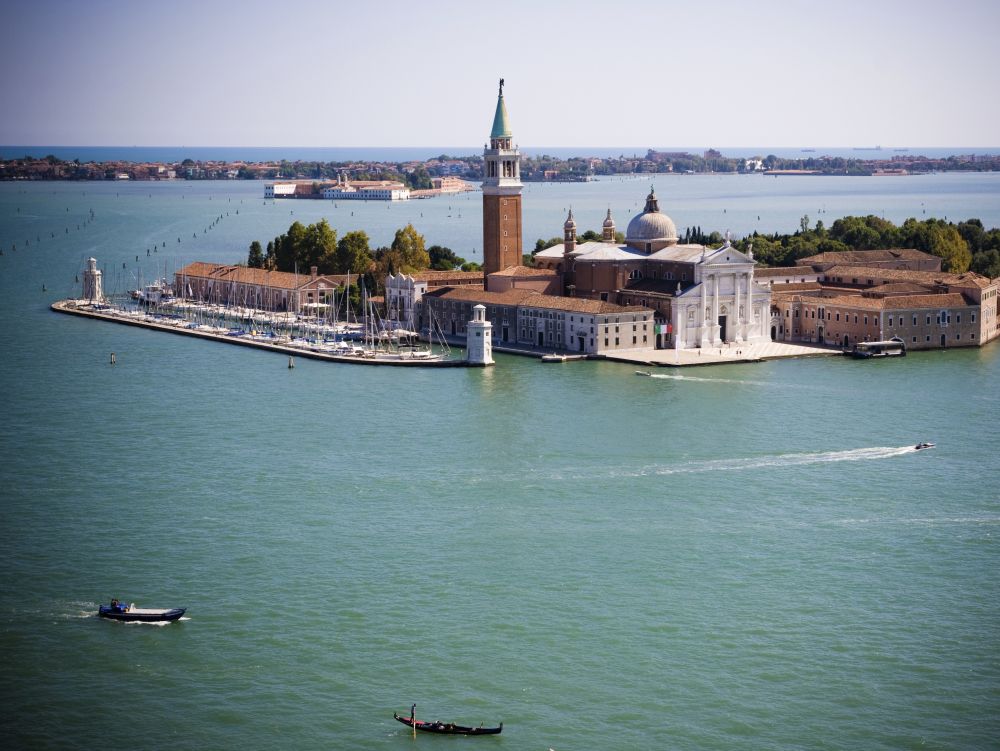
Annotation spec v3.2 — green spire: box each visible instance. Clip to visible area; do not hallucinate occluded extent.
[490,80,512,139]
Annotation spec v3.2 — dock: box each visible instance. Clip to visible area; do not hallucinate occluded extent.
[51,300,476,367]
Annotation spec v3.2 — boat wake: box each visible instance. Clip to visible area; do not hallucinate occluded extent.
[623,445,921,477]
[638,371,773,386]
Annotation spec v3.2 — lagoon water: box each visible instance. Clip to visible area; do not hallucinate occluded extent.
[1,176,999,750]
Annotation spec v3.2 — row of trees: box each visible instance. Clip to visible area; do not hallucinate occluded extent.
[734,215,1000,275]
[247,220,481,291]
[528,215,1000,277]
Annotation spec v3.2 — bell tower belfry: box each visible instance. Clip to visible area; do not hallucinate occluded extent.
[482,78,523,277]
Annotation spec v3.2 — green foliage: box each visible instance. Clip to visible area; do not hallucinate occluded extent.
[266,219,337,274]
[428,245,466,270]
[534,237,562,251]
[744,215,997,274]
[336,230,373,274]
[247,240,264,269]
[461,261,482,272]
[390,224,429,272]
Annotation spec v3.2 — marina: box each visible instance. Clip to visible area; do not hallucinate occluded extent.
[51,299,475,367]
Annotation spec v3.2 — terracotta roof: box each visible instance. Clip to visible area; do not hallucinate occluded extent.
[754,266,819,278]
[881,293,971,310]
[409,270,485,283]
[489,265,560,277]
[520,294,648,314]
[176,262,348,290]
[424,286,535,305]
[424,286,648,315]
[866,282,935,295]
[796,249,936,265]
[769,282,823,291]
[774,290,971,311]
[819,265,994,289]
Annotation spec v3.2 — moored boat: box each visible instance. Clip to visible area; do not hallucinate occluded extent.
[98,599,185,622]
[846,336,906,359]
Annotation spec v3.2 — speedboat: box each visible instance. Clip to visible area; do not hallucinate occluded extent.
[635,370,652,376]
[914,442,935,451]
[98,600,185,622]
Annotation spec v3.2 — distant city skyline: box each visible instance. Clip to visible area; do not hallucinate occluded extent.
[2,0,998,148]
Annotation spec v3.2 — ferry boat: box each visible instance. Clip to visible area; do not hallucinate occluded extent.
[846,336,906,359]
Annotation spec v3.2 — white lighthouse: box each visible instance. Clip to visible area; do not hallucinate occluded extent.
[82,257,103,303]
[466,304,494,366]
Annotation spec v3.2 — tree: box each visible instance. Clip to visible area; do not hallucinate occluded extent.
[336,230,373,274]
[390,224,429,272]
[300,219,338,272]
[428,245,466,270]
[247,240,264,269]
[971,249,1000,277]
[461,261,482,272]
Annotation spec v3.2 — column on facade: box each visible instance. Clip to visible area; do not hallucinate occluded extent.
[734,272,742,342]
[712,274,720,342]
[700,276,707,346]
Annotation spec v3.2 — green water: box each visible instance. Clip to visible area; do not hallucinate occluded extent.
[1,181,998,750]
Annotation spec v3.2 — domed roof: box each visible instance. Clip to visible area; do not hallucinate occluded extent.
[625,189,677,243]
[603,208,615,228]
[564,208,576,229]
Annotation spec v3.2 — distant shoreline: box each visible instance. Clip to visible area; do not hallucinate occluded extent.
[5,149,1000,183]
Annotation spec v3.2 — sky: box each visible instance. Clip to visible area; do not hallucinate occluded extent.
[2,0,999,148]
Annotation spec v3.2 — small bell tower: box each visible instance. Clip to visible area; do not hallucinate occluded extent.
[602,208,616,242]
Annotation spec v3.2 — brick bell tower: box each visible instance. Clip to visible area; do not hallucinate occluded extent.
[482,78,523,277]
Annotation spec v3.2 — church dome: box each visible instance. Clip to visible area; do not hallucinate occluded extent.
[625,189,678,246]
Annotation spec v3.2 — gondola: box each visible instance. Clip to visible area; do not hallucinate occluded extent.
[98,600,186,622]
[394,706,502,735]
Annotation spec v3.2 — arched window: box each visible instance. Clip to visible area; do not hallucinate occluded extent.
[628,269,643,281]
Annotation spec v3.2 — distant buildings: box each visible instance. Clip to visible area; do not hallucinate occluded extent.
[265,175,410,201]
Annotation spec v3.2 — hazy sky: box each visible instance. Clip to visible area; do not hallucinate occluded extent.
[2,0,998,148]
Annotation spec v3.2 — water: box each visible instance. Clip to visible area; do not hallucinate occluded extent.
[1,179,999,750]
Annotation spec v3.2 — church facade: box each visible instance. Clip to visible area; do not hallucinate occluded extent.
[533,190,772,349]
